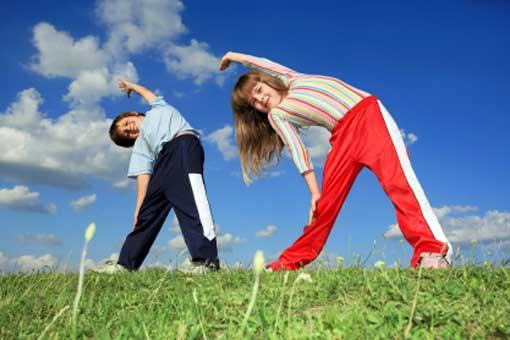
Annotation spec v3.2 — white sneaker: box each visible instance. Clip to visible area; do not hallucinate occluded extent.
[91,261,128,274]
[176,260,215,275]
[419,252,450,269]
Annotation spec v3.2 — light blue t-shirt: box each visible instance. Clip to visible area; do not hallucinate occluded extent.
[127,96,197,178]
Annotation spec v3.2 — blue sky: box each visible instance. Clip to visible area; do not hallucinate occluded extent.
[1,0,509,271]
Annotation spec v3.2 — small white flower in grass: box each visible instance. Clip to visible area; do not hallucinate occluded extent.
[241,250,265,333]
[72,222,96,337]
[192,289,198,304]
[191,288,207,339]
[253,250,265,274]
[287,272,313,321]
[374,261,386,269]
[336,256,344,268]
[295,272,313,284]
[85,222,96,242]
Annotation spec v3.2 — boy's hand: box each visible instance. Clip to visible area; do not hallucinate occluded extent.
[118,78,134,98]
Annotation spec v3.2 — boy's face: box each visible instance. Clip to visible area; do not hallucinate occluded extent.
[117,114,144,140]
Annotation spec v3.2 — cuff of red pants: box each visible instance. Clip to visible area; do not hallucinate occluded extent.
[410,242,449,268]
[267,259,300,271]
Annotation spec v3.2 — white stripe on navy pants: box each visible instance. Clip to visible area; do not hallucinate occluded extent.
[118,134,218,270]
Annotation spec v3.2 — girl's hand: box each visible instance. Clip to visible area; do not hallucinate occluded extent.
[219,52,233,71]
[308,193,321,224]
[118,78,134,98]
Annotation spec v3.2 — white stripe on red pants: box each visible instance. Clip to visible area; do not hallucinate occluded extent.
[267,96,452,271]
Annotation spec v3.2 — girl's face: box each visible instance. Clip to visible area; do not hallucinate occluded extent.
[248,82,283,113]
[117,114,144,140]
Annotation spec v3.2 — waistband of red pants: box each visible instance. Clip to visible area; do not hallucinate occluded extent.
[331,95,379,135]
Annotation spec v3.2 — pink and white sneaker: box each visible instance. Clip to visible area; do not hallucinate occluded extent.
[419,252,450,269]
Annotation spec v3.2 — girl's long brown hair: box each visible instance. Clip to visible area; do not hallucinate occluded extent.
[231,71,289,184]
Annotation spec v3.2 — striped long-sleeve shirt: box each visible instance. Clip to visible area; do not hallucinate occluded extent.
[242,55,370,174]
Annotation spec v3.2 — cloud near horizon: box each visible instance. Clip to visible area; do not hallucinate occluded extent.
[384,205,510,244]
[0,185,56,214]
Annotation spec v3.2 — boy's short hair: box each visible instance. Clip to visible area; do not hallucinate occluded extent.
[109,111,141,148]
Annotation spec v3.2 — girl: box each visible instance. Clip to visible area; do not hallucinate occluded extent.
[219,52,451,270]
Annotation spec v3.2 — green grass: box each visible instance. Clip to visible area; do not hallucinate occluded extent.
[1,267,509,339]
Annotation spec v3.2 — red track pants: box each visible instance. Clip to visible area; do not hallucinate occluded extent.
[268,96,451,271]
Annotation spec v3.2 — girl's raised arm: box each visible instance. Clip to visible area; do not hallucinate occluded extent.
[219,52,297,82]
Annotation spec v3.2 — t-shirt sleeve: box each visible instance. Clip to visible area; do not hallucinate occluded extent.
[147,96,168,110]
[241,55,297,84]
[127,137,153,178]
[268,109,313,174]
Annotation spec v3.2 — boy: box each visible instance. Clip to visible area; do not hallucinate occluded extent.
[96,79,219,273]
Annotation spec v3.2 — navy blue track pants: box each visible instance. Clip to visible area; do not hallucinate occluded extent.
[118,135,219,270]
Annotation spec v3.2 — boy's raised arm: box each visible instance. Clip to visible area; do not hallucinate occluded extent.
[118,79,157,103]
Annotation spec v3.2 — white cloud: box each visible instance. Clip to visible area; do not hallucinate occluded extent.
[256,225,277,238]
[164,39,225,85]
[268,171,285,178]
[442,210,510,243]
[70,194,97,212]
[16,233,61,246]
[205,125,238,160]
[432,205,477,219]
[9,254,58,272]
[83,258,98,270]
[168,227,245,253]
[0,252,8,267]
[112,178,133,190]
[101,252,119,263]
[29,22,108,79]
[0,88,44,130]
[173,91,184,98]
[300,127,331,165]
[168,216,181,233]
[150,245,170,257]
[217,232,245,252]
[0,186,56,214]
[0,88,131,189]
[384,223,401,239]
[168,235,187,250]
[97,0,225,85]
[64,62,139,109]
[13,1,226,191]
[97,0,186,55]
[384,205,510,244]
[83,252,119,270]
[143,261,173,270]
[400,129,418,145]
[28,20,142,111]
[64,68,111,106]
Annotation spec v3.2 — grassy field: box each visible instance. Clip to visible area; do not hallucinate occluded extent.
[1,265,509,339]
